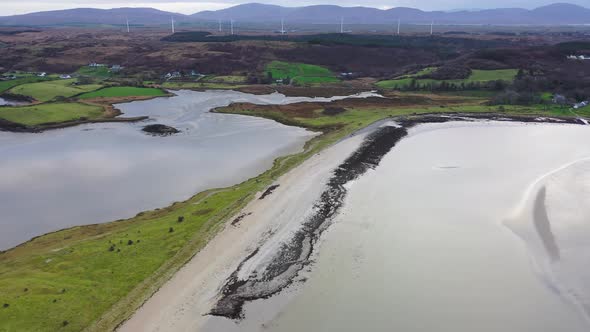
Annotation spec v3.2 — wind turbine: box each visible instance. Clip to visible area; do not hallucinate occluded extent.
[397,18,401,35]
[340,17,344,33]
[126,17,130,33]
[230,19,234,35]
[218,19,222,33]
[280,18,286,35]
[171,16,175,34]
[430,21,434,35]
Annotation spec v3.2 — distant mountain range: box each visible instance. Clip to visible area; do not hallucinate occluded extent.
[0,3,589,26]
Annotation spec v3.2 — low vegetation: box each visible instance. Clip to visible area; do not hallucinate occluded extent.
[0,102,104,126]
[376,69,518,90]
[2,87,590,330]
[201,75,248,84]
[266,61,339,85]
[1,28,590,332]
[76,66,113,79]
[8,79,103,102]
[0,92,478,332]
[77,87,167,99]
[162,81,250,90]
[0,76,53,94]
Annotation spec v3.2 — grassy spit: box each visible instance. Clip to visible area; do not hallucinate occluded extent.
[77,87,167,99]
[0,93,587,331]
[0,103,104,126]
[0,84,169,128]
[0,77,56,94]
[8,79,103,102]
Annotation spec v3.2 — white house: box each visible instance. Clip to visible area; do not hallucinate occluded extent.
[165,72,182,79]
[59,74,72,79]
[574,101,589,109]
[567,55,590,60]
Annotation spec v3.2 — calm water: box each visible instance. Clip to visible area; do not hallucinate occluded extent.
[0,90,376,250]
[214,122,590,332]
[0,97,27,106]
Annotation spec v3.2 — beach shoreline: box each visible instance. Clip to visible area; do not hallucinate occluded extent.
[119,113,589,332]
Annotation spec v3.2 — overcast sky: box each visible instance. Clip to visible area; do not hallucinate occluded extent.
[0,0,588,16]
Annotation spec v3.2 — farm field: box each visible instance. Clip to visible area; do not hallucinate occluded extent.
[0,77,54,94]
[77,87,167,99]
[76,66,113,79]
[266,61,339,85]
[201,75,248,83]
[8,79,103,102]
[161,81,250,90]
[0,102,104,126]
[376,69,519,89]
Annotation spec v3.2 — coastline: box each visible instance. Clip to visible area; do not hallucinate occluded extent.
[0,93,173,133]
[118,127,370,332]
[2,104,588,331]
[119,113,589,332]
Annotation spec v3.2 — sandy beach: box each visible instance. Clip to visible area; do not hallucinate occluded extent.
[118,129,368,332]
[120,116,590,332]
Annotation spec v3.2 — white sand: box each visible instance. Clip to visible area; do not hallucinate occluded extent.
[118,133,367,332]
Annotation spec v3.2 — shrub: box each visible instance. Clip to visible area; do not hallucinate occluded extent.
[127,240,134,246]
[169,227,174,233]
[177,216,185,223]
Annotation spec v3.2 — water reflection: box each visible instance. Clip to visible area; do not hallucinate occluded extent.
[0,90,375,250]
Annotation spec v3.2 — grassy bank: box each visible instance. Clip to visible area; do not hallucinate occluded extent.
[377,69,518,89]
[266,61,339,85]
[76,66,113,79]
[161,81,251,90]
[0,93,585,331]
[0,103,105,126]
[8,79,103,102]
[0,99,396,331]
[77,87,167,99]
[0,77,54,94]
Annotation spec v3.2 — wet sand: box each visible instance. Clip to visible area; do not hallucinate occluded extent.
[123,118,590,332]
[118,129,369,332]
[507,158,590,322]
[260,121,590,332]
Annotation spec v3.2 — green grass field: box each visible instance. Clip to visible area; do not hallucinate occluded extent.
[77,87,167,99]
[0,102,386,331]
[0,77,54,94]
[202,75,248,83]
[162,82,250,90]
[76,66,112,79]
[266,61,339,85]
[376,69,518,90]
[0,103,104,126]
[1,92,585,331]
[8,79,103,102]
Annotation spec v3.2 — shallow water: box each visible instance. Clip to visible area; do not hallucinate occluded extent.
[0,97,27,106]
[214,122,590,332]
[0,90,376,250]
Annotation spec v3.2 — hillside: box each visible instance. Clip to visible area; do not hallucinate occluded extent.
[0,8,186,26]
[0,3,589,26]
